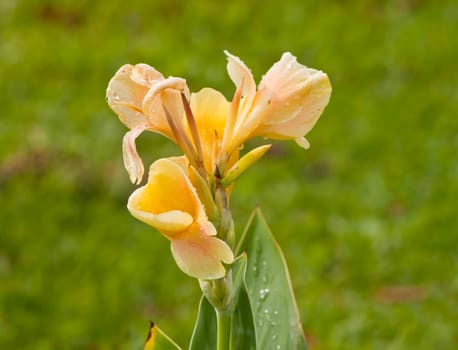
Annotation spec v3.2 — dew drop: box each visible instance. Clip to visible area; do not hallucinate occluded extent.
[259,288,270,300]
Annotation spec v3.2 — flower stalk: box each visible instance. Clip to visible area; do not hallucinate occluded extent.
[216,309,231,350]
[200,270,234,350]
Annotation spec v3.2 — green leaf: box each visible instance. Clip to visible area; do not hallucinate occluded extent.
[230,254,256,350]
[236,208,308,350]
[188,296,217,350]
[143,322,182,350]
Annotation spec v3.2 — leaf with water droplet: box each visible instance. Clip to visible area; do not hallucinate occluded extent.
[259,288,270,300]
[236,208,308,350]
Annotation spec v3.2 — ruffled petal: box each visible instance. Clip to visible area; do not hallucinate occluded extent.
[106,64,163,129]
[122,126,146,184]
[142,77,189,141]
[171,224,234,279]
[128,194,194,231]
[130,63,163,86]
[126,158,201,234]
[252,52,332,140]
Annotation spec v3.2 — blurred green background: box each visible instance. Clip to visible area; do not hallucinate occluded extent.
[1,0,457,349]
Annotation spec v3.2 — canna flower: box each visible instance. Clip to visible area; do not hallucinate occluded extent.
[106,63,188,184]
[107,52,331,183]
[127,156,234,279]
[222,51,332,154]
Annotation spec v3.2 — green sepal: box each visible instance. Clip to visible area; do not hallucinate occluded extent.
[143,322,182,350]
[236,208,308,350]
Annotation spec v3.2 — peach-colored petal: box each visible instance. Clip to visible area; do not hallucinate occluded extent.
[143,77,188,105]
[252,52,332,140]
[229,90,271,153]
[106,64,163,129]
[130,63,163,86]
[141,77,189,141]
[224,51,256,116]
[123,126,146,184]
[224,52,259,147]
[171,225,234,279]
[295,137,310,149]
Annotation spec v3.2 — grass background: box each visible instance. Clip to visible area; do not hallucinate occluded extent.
[1,0,457,349]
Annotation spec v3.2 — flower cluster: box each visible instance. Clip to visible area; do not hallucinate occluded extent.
[106,51,331,280]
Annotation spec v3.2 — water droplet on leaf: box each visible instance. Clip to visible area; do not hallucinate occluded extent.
[259,288,270,300]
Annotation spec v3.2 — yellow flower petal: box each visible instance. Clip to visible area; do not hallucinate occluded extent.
[127,156,233,279]
[128,204,194,232]
[127,158,200,229]
[189,88,230,173]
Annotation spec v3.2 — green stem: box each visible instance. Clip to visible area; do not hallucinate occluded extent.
[216,309,231,350]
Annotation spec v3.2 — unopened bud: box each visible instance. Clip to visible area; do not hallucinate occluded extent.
[221,144,271,186]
